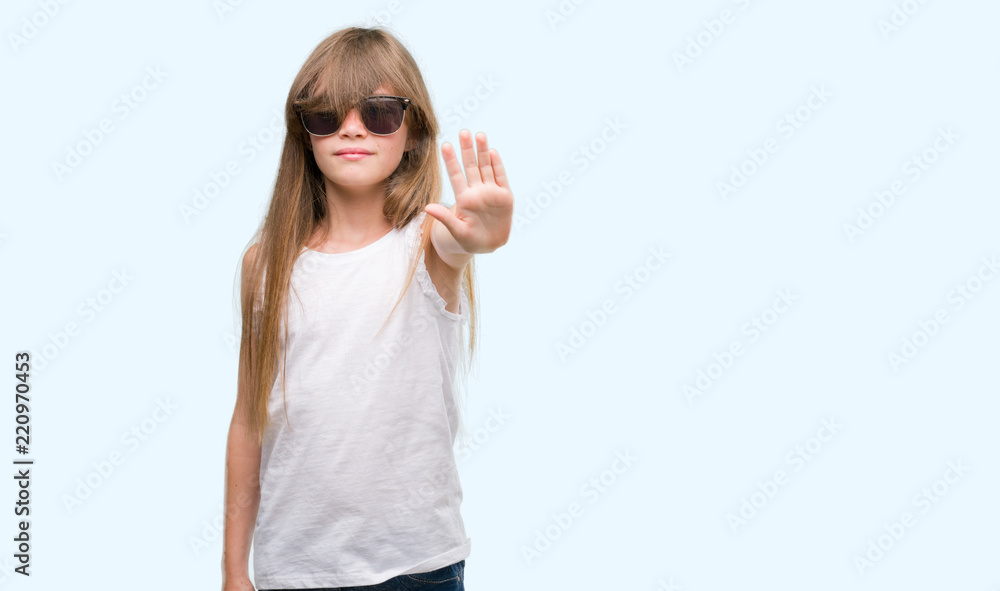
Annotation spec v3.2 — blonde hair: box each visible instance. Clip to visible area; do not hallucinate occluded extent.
[233,26,478,450]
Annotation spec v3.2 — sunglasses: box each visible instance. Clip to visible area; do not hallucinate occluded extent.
[299,95,411,137]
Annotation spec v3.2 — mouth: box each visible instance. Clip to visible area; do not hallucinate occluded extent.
[335,149,373,155]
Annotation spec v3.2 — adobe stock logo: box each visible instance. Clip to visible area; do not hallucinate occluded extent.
[851,459,970,575]
[212,0,247,20]
[555,246,670,361]
[441,75,500,133]
[179,108,284,223]
[62,397,179,515]
[33,268,134,372]
[456,407,510,464]
[886,255,997,371]
[51,66,168,182]
[876,0,931,40]
[716,85,834,202]
[521,450,637,565]
[8,0,72,54]
[544,0,587,31]
[672,0,755,73]
[682,288,797,405]
[843,126,959,243]
[514,117,626,233]
[726,417,843,533]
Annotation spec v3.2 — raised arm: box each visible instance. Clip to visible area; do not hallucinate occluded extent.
[424,129,514,271]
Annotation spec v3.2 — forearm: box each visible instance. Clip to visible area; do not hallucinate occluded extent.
[222,416,262,578]
[430,217,475,271]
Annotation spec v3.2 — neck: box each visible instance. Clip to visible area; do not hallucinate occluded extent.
[315,178,393,246]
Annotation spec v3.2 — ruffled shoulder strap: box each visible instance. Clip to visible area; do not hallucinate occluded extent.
[404,209,469,324]
[404,210,429,246]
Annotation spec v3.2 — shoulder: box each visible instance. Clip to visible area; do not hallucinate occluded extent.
[243,242,260,268]
[240,242,262,298]
[242,243,261,280]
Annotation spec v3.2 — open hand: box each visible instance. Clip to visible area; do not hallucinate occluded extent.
[424,129,513,254]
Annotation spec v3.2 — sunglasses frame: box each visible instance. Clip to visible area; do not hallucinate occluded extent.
[299,95,412,137]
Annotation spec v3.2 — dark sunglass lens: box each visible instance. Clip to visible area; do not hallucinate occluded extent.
[303,111,340,135]
[362,98,404,135]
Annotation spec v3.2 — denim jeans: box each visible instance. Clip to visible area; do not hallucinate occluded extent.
[259,559,465,591]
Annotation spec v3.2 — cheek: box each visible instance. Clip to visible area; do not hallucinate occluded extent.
[309,137,338,162]
[380,139,408,161]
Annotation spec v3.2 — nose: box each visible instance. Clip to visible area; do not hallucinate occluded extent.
[338,107,367,136]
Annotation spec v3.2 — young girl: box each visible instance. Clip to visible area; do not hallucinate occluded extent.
[221,27,513,591]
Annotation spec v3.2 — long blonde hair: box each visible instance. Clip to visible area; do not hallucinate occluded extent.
[233,26,478,448]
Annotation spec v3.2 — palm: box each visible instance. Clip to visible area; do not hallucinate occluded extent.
[425,130,513,254]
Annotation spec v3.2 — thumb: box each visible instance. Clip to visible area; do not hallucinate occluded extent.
[424,203,461,236]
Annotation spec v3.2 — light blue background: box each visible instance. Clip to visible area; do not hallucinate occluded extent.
[2,0,998,589]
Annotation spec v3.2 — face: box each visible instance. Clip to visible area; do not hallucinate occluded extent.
[306,85,413,190]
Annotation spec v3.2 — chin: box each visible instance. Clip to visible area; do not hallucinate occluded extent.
[328,174,383,186]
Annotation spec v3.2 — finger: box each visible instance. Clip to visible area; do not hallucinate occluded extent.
[441,141,468,199]
[424,202,464,239]
[476,132,495,185]
[459,129,482,186]
[489,148,509,190]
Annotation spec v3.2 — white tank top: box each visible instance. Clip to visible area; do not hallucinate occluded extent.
[252,211,472,589]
